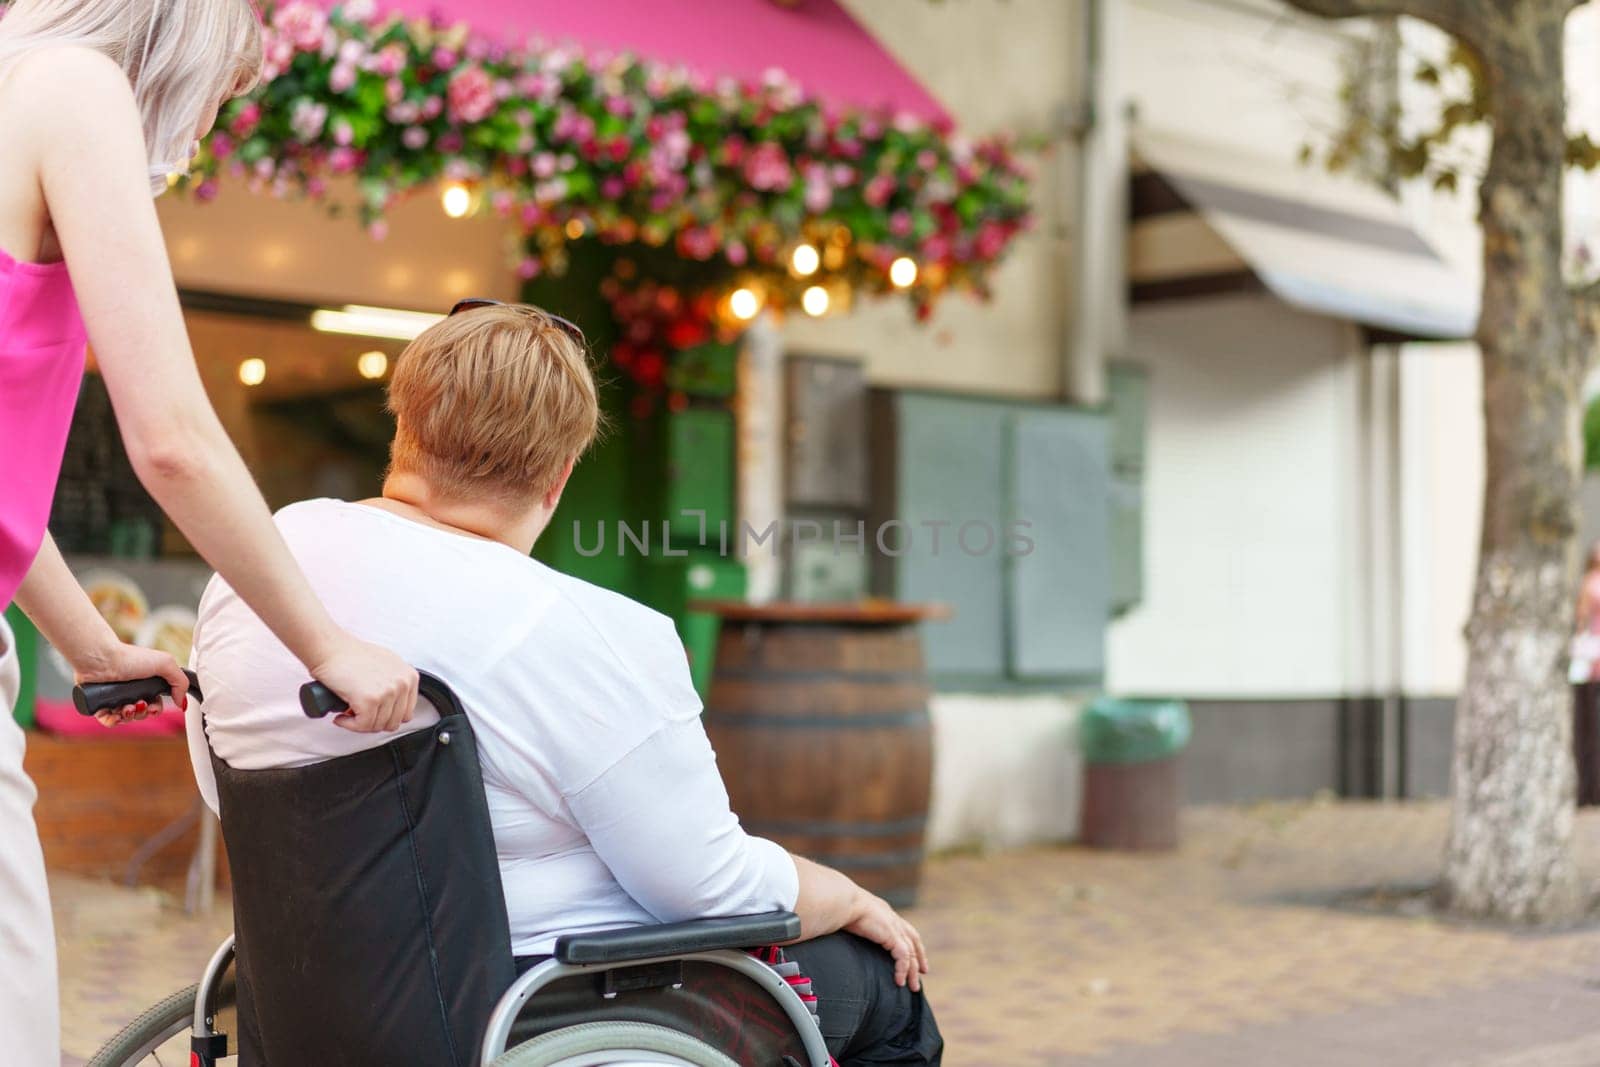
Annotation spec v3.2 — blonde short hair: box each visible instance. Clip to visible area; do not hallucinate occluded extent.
[387,304,601,506]
[0,0,262,193]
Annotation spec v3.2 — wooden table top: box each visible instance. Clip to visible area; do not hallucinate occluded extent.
[688,599,952,625]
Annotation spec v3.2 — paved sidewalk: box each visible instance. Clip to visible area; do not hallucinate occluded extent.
[57,800,1600,1064]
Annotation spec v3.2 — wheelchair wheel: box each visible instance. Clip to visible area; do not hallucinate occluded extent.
[492,1021,742,1067]
[86,978,237,1067]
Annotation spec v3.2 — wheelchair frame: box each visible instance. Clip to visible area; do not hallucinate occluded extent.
[178,933,833,1066]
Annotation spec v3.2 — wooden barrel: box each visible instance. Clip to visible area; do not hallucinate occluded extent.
[698,601,943,908]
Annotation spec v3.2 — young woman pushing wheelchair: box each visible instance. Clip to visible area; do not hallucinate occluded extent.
[0,2,417,1062]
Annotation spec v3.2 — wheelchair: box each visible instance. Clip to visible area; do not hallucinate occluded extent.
[78,670,831,1067]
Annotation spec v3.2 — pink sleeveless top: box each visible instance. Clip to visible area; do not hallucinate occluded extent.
[0,245,87,606]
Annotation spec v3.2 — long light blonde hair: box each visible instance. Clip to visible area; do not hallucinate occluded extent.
[0,0,262,194]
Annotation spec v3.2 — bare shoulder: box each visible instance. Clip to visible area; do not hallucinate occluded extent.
[5,45,138,132]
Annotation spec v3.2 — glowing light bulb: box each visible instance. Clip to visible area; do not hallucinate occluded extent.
[357,351,389,380]
[238,357,266,387]
[729,287,762,321]
[801,285,830,317]
[791,243,820,276]
[889,256,918,289]
[440,181,473,219]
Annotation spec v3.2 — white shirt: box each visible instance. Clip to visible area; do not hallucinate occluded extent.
[185,499,798,956]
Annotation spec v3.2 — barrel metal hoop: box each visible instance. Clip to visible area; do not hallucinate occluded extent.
[743,815,929,838]
[702,710,930,730]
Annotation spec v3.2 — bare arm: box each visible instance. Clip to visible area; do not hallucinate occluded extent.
[14,533,188,724]
[790,854,929,991]
[18,49,415,730]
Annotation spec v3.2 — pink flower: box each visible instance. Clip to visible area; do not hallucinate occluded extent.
[742,141,792,192]
[677,226,717,260]
[433,47,459,69]
[438,132,464,153]
[447,65,496,123]
[600,175,626,199]
[922,234,951,261]
[306,176,328,198]
[230,102,262,138]
[976,222,1009,260]
[421,95,444,120]
[532,152,558,179]
[209,132,235,160]
[342,0,377,21]
[372,44,407,78]
[387,100,420,124]
[254,157,276,179]
[515,71,559,102]
[725,240,748,266]
[367,220,390,241]
[331,120,354,147]
[402,126,429,150]
[889,211,913,237]
[272,2,327,52]
[194,179,220,202]
[291,99,328,141]
[337,39,367,66]
[517,258,542,280]
[864,174,895,208]
[916,149,939,171]
[329,62,357,93]
[386,78,405,105]
[327,146,361,173]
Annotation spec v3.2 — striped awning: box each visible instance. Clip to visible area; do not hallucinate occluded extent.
[1128,130,1477,341]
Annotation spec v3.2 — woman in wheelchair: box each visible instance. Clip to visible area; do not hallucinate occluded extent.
[175,302,941,1066]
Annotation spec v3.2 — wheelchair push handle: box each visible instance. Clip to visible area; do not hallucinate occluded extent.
[73,669,202,716]
[299,670,462,720]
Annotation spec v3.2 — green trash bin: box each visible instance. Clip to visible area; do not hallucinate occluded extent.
[1079,698,1191,851]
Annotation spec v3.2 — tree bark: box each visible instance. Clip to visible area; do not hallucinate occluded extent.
[1282,0,1590,921]
[1440,1,1586,923]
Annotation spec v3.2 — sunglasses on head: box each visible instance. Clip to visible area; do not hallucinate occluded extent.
[447,298,587,347]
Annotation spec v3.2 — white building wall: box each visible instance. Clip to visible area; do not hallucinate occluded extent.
[787,0,1079,398]
[1108,294,1365,696]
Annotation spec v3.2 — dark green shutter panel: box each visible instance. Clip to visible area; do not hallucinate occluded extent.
[663,409,733,541]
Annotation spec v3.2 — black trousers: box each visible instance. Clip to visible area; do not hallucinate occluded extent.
[514,931,942,1066]
[785,931,944,1066]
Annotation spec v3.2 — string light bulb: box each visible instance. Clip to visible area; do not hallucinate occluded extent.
[357,351,389,380]
[729,287,762,321]
[890,256,919,289]
[238,357,266,387]
[790,243,820,277]
[440,181,473,219]
[801,285,830,317]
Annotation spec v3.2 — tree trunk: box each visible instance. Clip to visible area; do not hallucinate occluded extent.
[1440,1,1587,923]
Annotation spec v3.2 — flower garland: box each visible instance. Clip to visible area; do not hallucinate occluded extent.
[190,0,1034,316]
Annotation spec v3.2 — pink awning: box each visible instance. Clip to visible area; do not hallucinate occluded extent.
[344,0,949,122]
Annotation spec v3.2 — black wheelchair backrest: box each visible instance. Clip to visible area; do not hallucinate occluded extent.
[209,672,516,1067]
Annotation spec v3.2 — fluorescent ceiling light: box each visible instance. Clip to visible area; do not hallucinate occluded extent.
[309,304,444,341]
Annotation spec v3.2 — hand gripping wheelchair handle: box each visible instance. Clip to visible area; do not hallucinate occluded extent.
[299,668,464,720]
[73,668,202,715]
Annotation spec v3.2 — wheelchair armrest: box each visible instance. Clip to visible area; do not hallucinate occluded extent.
[553,911,801,965]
